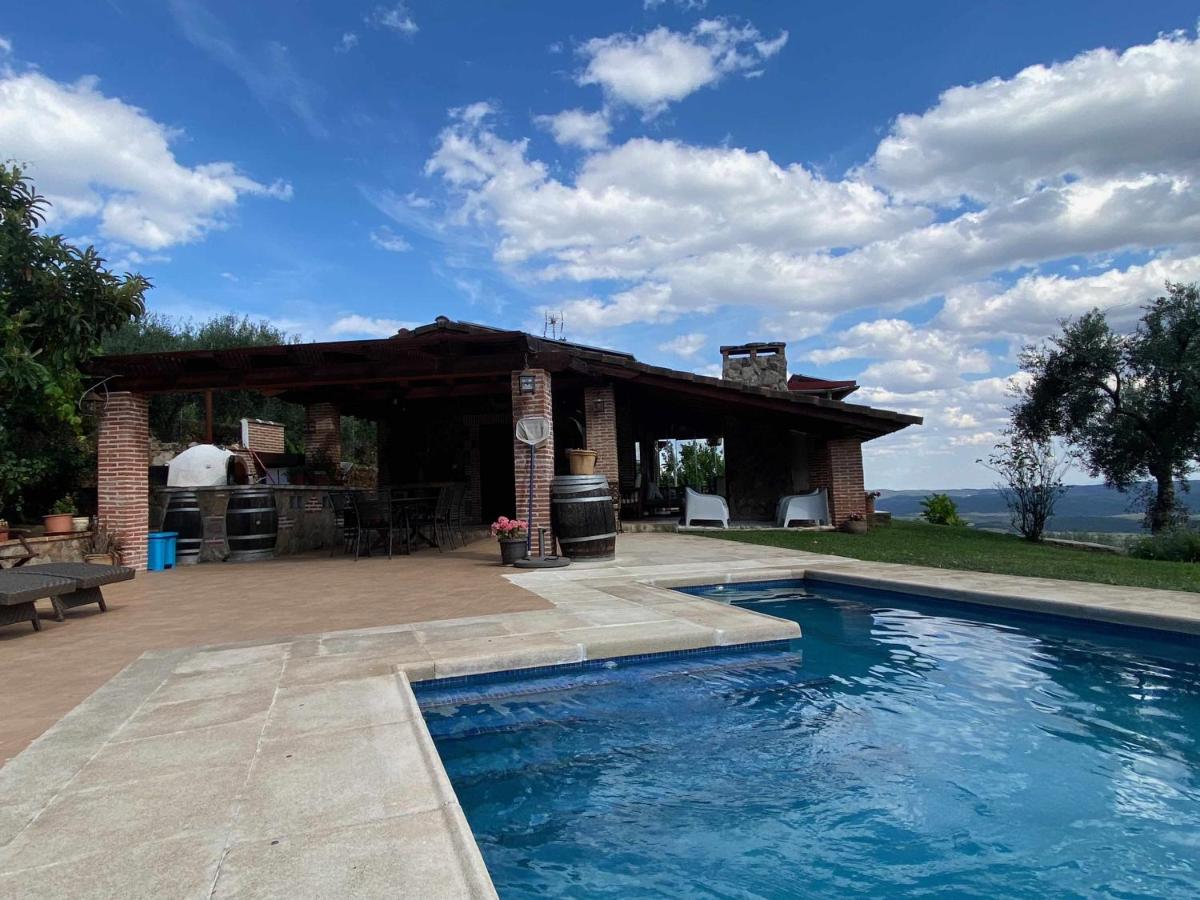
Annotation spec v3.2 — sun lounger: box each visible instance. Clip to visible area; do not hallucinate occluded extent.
[20,563,133,621]
[682,487,730,528]
[0,571,77,632]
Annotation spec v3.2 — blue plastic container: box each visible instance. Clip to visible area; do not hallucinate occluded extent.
[147,531,178,572]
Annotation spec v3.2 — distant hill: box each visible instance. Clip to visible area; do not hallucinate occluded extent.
[875,482,1200,534]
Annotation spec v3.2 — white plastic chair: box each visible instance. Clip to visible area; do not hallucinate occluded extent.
[683,487,729,527]
[776,489,830,527]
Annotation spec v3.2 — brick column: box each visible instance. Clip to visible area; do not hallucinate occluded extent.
[585,383,620,526]
[97,392,150,571]
[809,437,865,525]
[304,402,341,471]
[512,369,554,549]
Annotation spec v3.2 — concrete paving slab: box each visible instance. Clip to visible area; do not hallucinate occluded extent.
[232,720,451,842]
[262,675,417,740]
[212,808,495,900]
[0,832,228,900]
[118,689,275,741]
[279,652,432,687]
[148,662,283,705]
[430,634,585,679]
[174,644,289,675]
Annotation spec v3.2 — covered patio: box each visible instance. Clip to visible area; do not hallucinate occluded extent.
[88,317,920,570]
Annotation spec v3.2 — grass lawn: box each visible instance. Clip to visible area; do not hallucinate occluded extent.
[703,520,1200,594]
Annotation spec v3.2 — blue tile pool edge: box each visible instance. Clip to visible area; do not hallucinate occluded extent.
[411,639,795,695]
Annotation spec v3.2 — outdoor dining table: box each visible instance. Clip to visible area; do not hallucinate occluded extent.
[388,493,440,550]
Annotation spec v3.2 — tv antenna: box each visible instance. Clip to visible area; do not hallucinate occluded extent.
[543,311,566,341]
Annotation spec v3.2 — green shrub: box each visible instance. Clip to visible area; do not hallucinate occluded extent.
[920,493,966,527]
[1128,529,1200,563]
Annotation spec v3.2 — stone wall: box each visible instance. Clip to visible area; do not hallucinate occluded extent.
[721,343,788,391]
[0,533,90,567]
[723,416,793,520]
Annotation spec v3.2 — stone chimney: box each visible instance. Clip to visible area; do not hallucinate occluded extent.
[720,342,787,390]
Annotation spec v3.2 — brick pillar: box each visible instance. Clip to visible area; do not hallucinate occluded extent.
[809,437,865,525]
[304,402,341,471]
[585,383,620,527]
[97,392,150,571]
[512,369,554,549]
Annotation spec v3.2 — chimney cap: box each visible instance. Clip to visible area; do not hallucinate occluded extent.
[719,341,786,356]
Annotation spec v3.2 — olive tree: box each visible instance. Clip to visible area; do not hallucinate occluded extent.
[1013,282,1200,533]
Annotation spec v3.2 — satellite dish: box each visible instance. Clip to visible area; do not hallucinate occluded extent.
[516,416,551,448]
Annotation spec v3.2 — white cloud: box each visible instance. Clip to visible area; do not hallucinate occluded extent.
[865,31,1200,204]
[334,32,359,53]
[421,31,1200,487]
[645,0,708,9]
[0,71,290,250]
[372,3,418,36]
[658,332,707,357]
[577,19,788,116]
[328,314,415,338]
[0,35,11,55]
[534,108,610,150]
[938,253,1200,339]
[369,226,412,252]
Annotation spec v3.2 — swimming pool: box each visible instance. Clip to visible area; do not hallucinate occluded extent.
[417,579,1200,898]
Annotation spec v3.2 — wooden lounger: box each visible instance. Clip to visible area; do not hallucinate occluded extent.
[20,563,134,621]
[0,571,76,632]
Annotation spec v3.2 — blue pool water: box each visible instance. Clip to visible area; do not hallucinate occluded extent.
[417,580,1200,898]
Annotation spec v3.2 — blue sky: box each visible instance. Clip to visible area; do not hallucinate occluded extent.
[4,1,1200,487]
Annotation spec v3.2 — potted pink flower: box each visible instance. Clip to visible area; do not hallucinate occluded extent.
[491,515,528,565]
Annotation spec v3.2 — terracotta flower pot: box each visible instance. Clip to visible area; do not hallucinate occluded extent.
[84,552,118,566]
[566,449,597,475]
[0,530,9,542]
[499,537,527,565]
[841,519,869,535]
[43,513,74,535]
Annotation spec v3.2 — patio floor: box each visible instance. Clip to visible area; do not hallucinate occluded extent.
[0,540,552,762]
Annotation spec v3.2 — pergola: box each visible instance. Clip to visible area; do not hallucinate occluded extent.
[89,317,921,569]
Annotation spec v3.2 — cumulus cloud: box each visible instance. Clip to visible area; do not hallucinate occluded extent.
[369,226,412,252]
[334,32,359,53]
[534,108,610,150]
[328,314,415,338]
[577,19,788,116]
[0,70,290,250]
[865,31,1200,204]
[420,30,1200,486]
[658,332,707,357]
[0,35,11,55]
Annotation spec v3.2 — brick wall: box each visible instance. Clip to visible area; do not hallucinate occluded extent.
[97,392,150,570]
[304,403,341,469]
[242,419,286,453]
[512,369,554,548]
[584,383,621,527]
[809,437,865,525]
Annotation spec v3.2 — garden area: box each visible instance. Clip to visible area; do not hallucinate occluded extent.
[706,520,1200,594]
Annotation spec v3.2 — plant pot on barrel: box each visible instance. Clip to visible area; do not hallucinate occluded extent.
[565,449,597,476]
[491,516,528,565]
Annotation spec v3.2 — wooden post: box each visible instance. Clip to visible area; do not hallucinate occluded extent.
[204,390,214,444]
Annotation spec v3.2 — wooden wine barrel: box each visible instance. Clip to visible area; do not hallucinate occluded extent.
[161,489,202,565]
[551,475,616,560]
[225,487,278,562]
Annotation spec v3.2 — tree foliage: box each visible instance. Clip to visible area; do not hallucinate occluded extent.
[659,440,725,491]
[0,163,150,519]
[920,492,965,526]
[980,433,1068,542]
[103,313,377,465]
[1014,283,1200,533]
